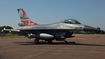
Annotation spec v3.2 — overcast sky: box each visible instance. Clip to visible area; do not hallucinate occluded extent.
[0,0,105,30]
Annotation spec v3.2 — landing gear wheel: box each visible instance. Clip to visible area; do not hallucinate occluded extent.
[34,39,39,44]
[48,40,52,44]
[64,41,67,44]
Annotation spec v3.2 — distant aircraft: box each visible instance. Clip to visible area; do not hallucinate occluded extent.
[2,8,99,44]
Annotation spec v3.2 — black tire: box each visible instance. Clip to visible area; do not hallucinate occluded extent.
[48,40,52,44]
[64,41,67,44]
[34,39,39,44]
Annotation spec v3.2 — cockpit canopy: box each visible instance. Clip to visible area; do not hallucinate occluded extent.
[62,19,81,24]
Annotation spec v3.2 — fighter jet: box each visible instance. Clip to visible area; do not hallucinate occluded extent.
[2,8,99,44]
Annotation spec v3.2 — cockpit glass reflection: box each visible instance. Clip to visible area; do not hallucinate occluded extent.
[63,19,81,24]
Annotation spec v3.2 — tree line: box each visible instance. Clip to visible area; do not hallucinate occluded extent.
[74,27,105,34]
[0,26,13,32]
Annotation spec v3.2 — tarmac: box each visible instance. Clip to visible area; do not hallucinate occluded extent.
[0,34,105,59]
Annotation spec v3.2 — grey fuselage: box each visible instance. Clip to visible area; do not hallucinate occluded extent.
[18,22,84,31]
[17,19,98,41]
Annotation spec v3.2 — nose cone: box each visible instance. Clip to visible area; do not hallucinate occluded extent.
[83,25,99,31]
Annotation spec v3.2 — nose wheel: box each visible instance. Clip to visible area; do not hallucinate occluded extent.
[64,41,67,44]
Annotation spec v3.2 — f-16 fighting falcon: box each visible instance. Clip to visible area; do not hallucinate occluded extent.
[2,8,99,44]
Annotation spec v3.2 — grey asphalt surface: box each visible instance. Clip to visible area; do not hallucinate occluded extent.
[0,34,105,59]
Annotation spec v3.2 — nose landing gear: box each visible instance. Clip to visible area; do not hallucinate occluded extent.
[64,41,67,44]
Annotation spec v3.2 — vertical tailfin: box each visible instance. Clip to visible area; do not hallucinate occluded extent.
[17,8,38,26]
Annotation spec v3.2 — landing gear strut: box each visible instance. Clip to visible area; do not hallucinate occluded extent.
[48,40,52,44]
[34,39,39,44]
[64,41,67,44]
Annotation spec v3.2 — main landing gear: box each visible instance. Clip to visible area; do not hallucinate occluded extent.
[34,39,67,44]
[34,39,39,44]
[34,39,53,44]
[48,40,53,44]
